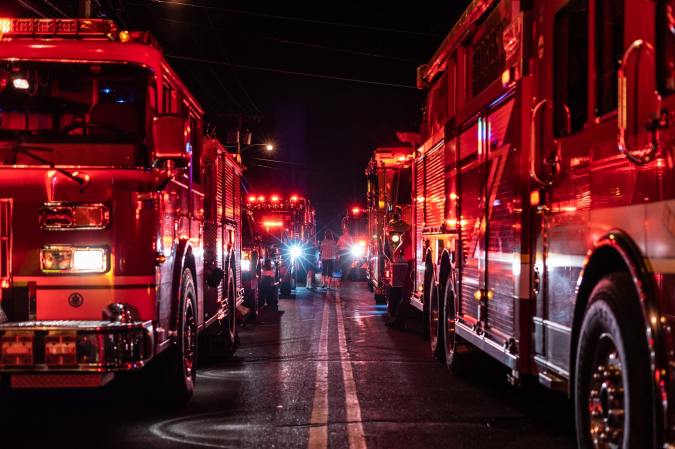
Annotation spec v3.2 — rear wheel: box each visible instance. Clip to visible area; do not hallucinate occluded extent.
[428,280,444,360]
[574,273,653,449]
[442,274,469,373]
[223,268,239,355]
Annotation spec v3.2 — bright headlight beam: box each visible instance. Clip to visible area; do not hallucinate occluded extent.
[289,245,303,260]
[73,249,106,272]
[350,244,364,258]
[241,259,251,271]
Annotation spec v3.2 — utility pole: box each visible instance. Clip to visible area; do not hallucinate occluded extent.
[79,0,92,18]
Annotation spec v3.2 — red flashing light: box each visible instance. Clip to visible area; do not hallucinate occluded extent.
[351,207,361,215]
[271,195,280,203]
[257,196,266,202]
[247,196,256,203]
[0,18,118,39]
[0,19,10,39]
[290,195,298,202]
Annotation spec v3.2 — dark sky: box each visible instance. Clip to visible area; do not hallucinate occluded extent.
[3,0,471,232]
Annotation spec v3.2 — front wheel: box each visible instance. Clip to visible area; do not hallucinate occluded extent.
[574,273,653,449]
[156,268,197,405]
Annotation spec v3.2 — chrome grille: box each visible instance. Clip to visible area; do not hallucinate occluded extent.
[0,199,12,288]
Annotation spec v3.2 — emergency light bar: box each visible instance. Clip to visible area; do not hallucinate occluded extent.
[0,18,118,40]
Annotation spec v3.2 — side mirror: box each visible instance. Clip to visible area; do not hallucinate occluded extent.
[151,114,190,168]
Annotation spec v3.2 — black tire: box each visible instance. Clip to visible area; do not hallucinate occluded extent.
[442,274,469,373]
[429,281,444,360]
[374,292,386,304]
[157,268,198,405]
[574,273,653,449]
[223,268,239,355]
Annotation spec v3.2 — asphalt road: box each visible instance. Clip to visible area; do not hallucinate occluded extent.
[1,281,576,449]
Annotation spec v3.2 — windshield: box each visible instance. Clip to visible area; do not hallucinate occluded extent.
[253,210,296,244]
[0,61,152,166]
[345,215,368,238]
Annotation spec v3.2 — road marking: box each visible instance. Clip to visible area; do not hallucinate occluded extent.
[336,291,368,449]
[307,299,330,449]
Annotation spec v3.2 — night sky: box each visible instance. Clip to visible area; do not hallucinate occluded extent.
[3,0,472,233]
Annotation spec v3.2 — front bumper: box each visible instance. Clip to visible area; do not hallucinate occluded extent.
[0,319,153,373]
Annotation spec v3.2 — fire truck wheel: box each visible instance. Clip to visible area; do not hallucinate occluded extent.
[574,273,653,449]
[442,276,469,374]
[374,293,386,304]
[223,268,239,356]
[429,281,444,361]
[158,268,198,405]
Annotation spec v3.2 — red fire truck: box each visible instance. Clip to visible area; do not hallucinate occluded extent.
[0,18,243,403]
[365,147,413,305]
[246,194,316,296]
[340,206,368,280]
[402,0,675,446]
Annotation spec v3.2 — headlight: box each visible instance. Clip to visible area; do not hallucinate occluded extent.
[390,233,401,243]
[289,244,303,260]
[350,244,365,258]
[241,258,251,271]
[41,246,108,273]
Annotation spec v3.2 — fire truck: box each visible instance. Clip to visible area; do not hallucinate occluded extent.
[0,18,243,403]
[340,206,368,280]
[401,0,675,446]
[365,147,413,306]
[245,194,316,296]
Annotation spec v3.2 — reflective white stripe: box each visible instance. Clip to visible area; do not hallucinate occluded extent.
[307,299,330,449]
[336,292,367,449]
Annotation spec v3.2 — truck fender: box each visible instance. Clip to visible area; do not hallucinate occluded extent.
[569,230,665,439]
[170,238,196,332]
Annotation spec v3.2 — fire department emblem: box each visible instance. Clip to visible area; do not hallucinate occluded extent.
[68,292,84,308]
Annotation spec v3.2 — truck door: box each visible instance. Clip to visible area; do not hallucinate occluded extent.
[531,0,593,375]
[458,119,486,327]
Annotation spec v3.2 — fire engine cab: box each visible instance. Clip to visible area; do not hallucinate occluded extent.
[0,18,243,402]
[246,194,316,296]
[365,146,413,311]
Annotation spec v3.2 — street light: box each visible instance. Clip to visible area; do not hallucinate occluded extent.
[240,143,274,153]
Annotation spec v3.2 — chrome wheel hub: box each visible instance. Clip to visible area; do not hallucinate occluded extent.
[183,304,196,378]
[588,348,625,449]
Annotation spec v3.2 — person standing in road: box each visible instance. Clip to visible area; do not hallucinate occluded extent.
[319,230,338,289]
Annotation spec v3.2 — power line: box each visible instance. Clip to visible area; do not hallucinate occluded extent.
[146,0,439,37]
[43,0,68,17]
[165,54,417,90]
[14,0,47,17]
[206,15,260,114]
[159,17,423,64]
